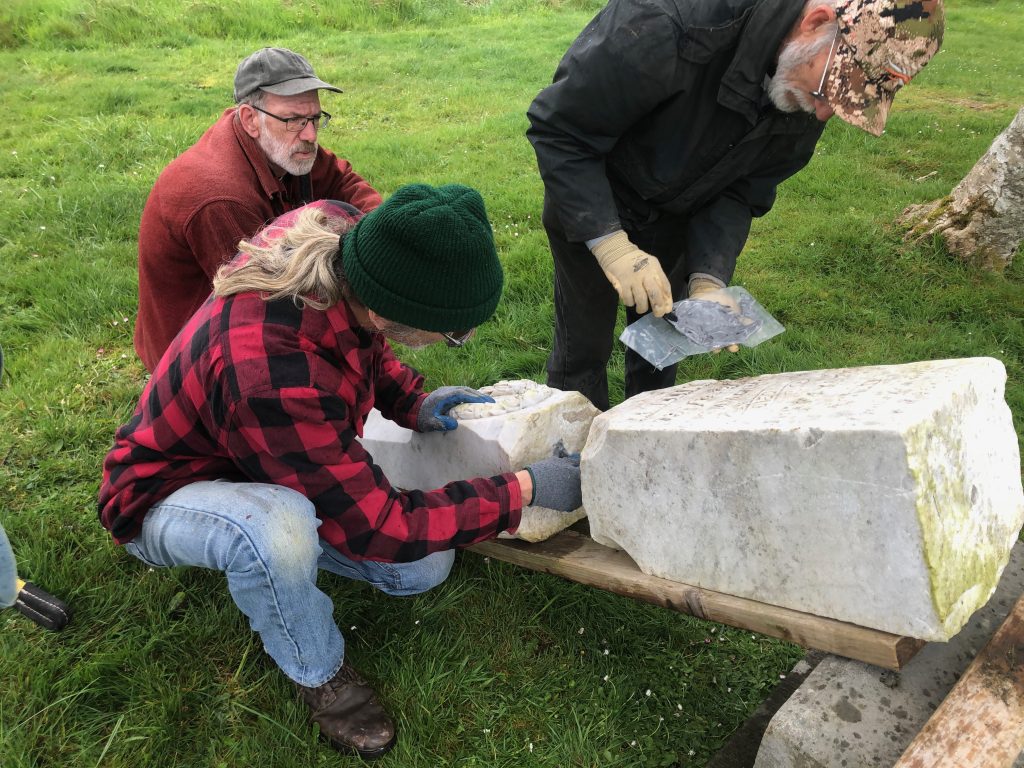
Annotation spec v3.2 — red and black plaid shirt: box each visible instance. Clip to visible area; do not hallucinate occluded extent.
[99,216,521,562]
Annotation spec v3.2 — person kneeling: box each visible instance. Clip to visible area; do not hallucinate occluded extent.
[98,184,581,759]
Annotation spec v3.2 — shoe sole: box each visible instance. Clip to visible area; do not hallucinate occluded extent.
[325,731,397,760]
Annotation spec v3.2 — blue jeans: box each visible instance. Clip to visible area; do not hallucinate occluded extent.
[124,480,456,687]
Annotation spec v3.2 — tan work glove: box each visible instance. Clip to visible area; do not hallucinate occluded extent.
[688,275,740,353]
[591,231,673,317]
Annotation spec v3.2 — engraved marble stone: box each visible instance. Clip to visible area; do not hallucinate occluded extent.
[582,358,1024,640]
[361,380,599,542]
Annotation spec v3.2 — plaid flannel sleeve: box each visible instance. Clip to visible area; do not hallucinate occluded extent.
[225,385,521,562]
[370,342,427,431]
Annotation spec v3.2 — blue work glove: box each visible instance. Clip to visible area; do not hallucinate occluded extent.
[526,452,582,511]
[416,386,495,432]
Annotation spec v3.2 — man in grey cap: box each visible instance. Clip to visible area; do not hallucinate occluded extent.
[527,0,944,411]
[135,47,382,371]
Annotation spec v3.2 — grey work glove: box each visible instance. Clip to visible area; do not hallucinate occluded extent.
[526,453,583,511]
[416,386,495,432]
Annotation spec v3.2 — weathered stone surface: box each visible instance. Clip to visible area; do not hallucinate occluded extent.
[361,380,599,542]
[582,358,1024,640]
[900,106,1024,272]
[754,542,1024,768]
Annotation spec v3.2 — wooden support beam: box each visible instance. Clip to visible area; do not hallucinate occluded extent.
[470,530,923,670]
[894,591,1024,768]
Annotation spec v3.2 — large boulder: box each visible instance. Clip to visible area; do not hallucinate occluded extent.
[582,358,1024,640]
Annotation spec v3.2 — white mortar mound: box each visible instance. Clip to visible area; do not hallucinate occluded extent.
[361,380,600,542]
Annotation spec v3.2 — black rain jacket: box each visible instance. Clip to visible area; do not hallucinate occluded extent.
[526,0,827,283]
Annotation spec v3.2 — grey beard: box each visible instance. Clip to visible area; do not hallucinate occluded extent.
[258,124,318,176]
[766,26,836,114]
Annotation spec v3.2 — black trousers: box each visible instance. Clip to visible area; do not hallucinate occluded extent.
[542,197,692,411]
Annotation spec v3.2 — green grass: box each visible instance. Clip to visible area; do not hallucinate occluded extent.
[1,0,1023,765]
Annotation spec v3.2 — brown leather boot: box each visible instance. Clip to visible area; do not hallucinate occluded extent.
[297,661,397,759]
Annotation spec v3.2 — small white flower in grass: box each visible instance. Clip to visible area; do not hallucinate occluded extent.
[578,627,585,634]
[645,689,652,697]
[603,675,610,682]
[39,226,46,230]
[603,649,609,655]
[123,317,129,323]
[630,740,637,747]
[350,626,357,631]
[528,742,533,753]
[482,729,490,734]
[688,749,696,757]
[677,704,683,711]
[10,150,16,155]
[414,620,420,625]
[780,674,786,679]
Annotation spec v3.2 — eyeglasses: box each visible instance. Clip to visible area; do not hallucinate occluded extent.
[251,105,332,132]
[809,27,842,102]
[441,329,474,348]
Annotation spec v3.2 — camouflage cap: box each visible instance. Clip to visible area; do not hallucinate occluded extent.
[826,0,945,136]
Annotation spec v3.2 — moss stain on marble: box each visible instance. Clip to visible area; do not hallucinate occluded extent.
[905,388,1005,633]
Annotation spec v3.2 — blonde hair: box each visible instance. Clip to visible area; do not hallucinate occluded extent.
[213,207,356,310]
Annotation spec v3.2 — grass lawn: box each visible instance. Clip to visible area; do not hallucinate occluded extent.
[1,0,1022,765]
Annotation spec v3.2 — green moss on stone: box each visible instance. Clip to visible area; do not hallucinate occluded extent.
[904,387,1005,635]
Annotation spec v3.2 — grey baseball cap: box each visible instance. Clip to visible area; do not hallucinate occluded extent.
[233,47,342,103]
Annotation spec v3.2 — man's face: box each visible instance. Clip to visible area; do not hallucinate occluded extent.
[769,25,838,122]
[254,91,323,176]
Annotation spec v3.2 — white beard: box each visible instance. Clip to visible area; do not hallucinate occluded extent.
[258,119,318,176]
[767,26,836,114]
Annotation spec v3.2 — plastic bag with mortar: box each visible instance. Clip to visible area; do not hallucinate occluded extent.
[619,286,784,370]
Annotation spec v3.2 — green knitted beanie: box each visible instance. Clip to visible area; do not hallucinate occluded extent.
[341,183,503,332]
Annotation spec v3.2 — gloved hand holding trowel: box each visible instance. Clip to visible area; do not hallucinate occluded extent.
[620,284,786,372]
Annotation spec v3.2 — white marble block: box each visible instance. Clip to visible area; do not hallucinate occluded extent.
[361,380,599,542]
[582,358,1024,640]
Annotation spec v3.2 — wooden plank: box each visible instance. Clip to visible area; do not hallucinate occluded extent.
[894,591,1024,768]
[469,530,923,670]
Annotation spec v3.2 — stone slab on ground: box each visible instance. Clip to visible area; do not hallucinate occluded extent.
[706,652,826,768]
[582,358,1024,640]
[360,380,599,542]
[754,541,1024,768]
